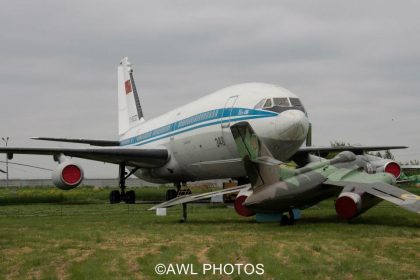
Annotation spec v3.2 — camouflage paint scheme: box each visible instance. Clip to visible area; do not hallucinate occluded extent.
[231,122,420,218]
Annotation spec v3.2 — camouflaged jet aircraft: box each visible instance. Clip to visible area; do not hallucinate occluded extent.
[152,122,420,224]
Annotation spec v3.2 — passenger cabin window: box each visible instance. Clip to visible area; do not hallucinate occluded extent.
[273,98,290,107]
[263,98,272,108]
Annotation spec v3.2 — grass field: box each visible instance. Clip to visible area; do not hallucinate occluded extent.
[0,186,419,280]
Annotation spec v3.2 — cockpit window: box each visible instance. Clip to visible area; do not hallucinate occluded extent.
[273,98,290,107]
[289,98,302,107]
[254,98,266,109]
[263,98,272,108]
[256,97,306,115]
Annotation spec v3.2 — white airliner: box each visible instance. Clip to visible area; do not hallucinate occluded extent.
[0,58,403,204]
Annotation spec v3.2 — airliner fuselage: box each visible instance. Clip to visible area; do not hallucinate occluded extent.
[120,83,310,183]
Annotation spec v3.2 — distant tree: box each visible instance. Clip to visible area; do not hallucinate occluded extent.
[383,150,395,160]
[326,141,352,159]
[401,159,420,165]
[330,141,351,147]
[367,151,383,158]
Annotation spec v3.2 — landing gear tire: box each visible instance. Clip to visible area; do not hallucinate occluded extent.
[280,214,290,225]
[124,190,136,204]
[166,189,178,201]
[288,209,295,225]
[280,210,295,226]
[109,190,121,204]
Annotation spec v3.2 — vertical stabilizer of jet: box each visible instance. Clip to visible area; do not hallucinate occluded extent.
[118,57,144,136]
[231,122,280,188]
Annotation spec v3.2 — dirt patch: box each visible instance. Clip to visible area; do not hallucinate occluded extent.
[26,268,42,280]
[122,251,141,278]
[55,248,94,280]
[2,246,33,256]
[196,245,210,263]
[109,258,119,274]
[3,246,34,279]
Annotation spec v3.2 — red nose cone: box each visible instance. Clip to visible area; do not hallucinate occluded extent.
[335,196,358,219]
[234,195,255,217]
[384,162,401,179]
[62,164,82,185]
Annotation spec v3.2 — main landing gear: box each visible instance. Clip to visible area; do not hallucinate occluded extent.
[165,182,191,222]
[109,164,138,204]
[165,182,192,201]
[280,209,296,225]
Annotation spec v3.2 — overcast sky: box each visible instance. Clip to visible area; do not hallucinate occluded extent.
[1,1,419,179]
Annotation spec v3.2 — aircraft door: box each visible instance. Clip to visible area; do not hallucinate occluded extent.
[220,95,239,156]
[221,95,238,129]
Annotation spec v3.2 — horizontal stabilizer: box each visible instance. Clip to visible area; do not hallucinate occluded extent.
[31,137,120,146]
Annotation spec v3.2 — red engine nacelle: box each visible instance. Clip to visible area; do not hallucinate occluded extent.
[335,191,380,219]
[383,161,401,179]
[234,192,255,217]
[52,161,84,190]
[363,155,402,179]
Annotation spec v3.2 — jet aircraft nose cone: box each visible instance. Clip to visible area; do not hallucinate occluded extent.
[276,109,309,141]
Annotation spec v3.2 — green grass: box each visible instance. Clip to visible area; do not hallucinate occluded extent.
[0,186,170,205]
[0,187,419,279]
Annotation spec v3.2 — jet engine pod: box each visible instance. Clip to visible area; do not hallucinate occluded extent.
[382,161,401,179]
[234,190,255,217]
[335,191,380,219]
[52,161,84,190]
[366,156,401,179]
[335,192,361,219]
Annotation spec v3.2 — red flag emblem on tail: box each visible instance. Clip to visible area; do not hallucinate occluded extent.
[125,80,132,94]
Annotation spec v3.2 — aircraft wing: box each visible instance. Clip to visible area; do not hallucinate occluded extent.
[324,178,420,214]
[149,184,251,210]
[292,146,407,166]
[31,137,120,146]
[0,146,169,168]
[401,165,420,171]
[297,145,407,155]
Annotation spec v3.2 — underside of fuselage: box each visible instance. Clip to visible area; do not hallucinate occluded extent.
[245,183,341,213]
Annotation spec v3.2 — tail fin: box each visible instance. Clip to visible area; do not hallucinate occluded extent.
[118,57,144,136]
[230,122,281,188]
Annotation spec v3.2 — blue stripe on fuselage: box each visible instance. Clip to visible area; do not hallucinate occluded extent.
[120,108,277,146]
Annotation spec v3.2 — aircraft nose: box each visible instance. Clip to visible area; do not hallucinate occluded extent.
[276,109,309,141]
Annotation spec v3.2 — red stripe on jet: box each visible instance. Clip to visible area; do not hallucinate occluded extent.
[125,80,132,94]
